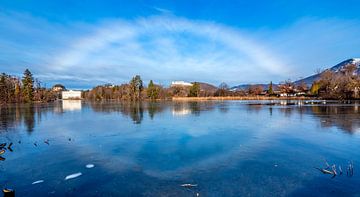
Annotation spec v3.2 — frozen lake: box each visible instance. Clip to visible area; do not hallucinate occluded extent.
[0,100,359,196]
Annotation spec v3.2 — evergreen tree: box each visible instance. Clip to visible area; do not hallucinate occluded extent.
[189,82,200,97]
[147,80,159,100]
[129,75,143,101]
[14,79,21,102]
[0,73,6,103]
[22,69,34,103]
[268,81,274,95]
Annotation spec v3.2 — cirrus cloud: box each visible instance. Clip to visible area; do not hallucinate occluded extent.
[51,16,290,87]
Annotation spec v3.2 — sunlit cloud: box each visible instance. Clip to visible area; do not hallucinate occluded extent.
[51,16,290,86]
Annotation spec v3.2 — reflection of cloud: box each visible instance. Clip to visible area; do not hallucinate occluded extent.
[4,101,360,196]
[52,102,290,181]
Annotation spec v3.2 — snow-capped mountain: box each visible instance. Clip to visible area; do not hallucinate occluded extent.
[295,58,360,85]
[230,58,360,90]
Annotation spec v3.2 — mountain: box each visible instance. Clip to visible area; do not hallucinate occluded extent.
[295,58,360,85]
[231,58,360,90]
[197,82,218,92]
[231,84,272,91]
[230,84,281,91]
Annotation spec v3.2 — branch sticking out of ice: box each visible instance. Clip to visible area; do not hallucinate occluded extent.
[32,180,44,185]
[65,172,82,180]
[86,164,95,168]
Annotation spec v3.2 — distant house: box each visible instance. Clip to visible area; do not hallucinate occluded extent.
[279,93,296,97]
[52,84,66,92]
[62,90,82,100]
[171,81,193,87]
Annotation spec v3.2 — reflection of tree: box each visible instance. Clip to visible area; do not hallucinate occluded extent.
[23,104,35,133]
[116,102,145,124]
[310,105,360,134]
[89,102,145,124]
[218,102,229,113]
[3,101,357,134]
[147,102,165,120]
[89,102,119,113]
[246,101,360,134]
[148,103,156,119]
[288,104,359,134]
[279,107,293,117]
[246,104,263,113]
[0,105,19,131]
[191,101,216,116]
[0,103,52,133]
[129,102,143,124]
[189,102,201,116]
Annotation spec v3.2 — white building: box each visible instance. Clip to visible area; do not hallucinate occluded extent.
[171,81,193,87]
[62,90,82,100]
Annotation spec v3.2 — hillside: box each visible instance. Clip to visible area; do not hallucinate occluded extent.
[231,58,360,90]
[197,82,218,92]
[295,58,360,85]
[231,84,280,91]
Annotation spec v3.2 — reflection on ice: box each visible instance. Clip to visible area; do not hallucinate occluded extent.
[62,100,82,111]
[172,108,191,116]
[172,102,192,116]
[0,101,360,196]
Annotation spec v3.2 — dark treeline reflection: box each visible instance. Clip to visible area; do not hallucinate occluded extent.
[87,101,218,123]
[88,102,154,124]
[0,103,58,133]
[310,105,360,134]
[247,101,360,134]
[1,101,360,134]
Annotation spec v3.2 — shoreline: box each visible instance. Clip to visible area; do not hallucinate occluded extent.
[170,96,316,101]
[4,97,360,106]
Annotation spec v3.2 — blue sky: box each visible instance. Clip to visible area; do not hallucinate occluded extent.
[0,0,359,89]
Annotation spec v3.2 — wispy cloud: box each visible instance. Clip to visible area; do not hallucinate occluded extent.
[152,6,173,14]
[50,16,291,86]
[0,12,359,88]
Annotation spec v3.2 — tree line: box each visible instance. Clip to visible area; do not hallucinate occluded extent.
[83,75,168,101]
[1,64,360,104]
[310,64,360,99]
[263,63,360,99]
[0,69,57,104]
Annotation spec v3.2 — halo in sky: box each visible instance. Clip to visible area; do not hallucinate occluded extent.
[52,16,289,84]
